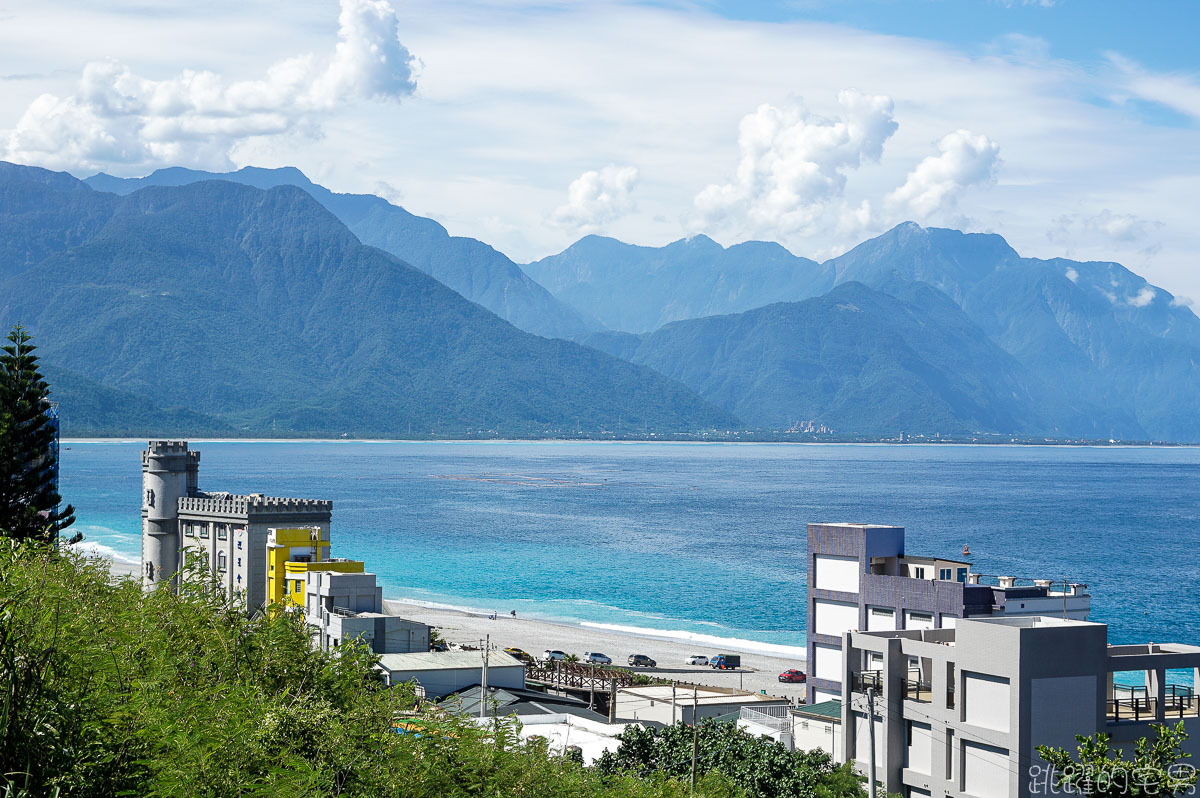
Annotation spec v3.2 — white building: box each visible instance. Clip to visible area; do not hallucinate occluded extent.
[738,699,843,759]
[615,684,790,726]
[376,650,526,698]
[841,616,1200,798]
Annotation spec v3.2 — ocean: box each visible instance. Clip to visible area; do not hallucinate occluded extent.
[63,440,1200,656]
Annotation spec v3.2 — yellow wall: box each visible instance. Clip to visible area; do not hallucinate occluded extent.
[266,527,334,609]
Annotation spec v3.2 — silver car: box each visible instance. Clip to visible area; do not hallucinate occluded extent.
[686,654,709,666]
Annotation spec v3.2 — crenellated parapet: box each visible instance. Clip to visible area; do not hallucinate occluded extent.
[176,494,332,516]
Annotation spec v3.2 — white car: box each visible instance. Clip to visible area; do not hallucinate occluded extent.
[543,649,568,661]
[584,652,612,665]
[686,655,709,666]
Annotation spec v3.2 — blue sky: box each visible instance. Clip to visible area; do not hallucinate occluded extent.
[704,0,1197,75]
[1,0,1199,304]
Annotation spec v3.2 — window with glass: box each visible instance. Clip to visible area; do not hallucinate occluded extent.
[217,524,228,541]
[199,524,209,539]
[217,552,227,571]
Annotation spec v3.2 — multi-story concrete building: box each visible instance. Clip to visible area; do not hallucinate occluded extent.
[142,440,332,610]
[303,569,430,653]
[841,617,1200,798]
[806,523,1090,703]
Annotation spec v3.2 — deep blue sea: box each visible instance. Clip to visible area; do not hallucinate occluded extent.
[63,441,1200,656]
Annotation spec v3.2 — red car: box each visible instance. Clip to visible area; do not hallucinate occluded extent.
[778,669,807,683]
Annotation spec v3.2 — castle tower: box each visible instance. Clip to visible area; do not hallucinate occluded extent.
[141,440,199,590]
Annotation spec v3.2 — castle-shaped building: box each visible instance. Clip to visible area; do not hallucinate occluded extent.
[141,440,331,609]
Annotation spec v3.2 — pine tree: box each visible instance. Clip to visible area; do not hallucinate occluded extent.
[0,323,77,544]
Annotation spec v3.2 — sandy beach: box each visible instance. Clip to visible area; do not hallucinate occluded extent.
[101,555,807,702]
[381,598,809,702]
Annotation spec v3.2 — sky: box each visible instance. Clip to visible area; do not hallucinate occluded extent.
[2,0,1198,303]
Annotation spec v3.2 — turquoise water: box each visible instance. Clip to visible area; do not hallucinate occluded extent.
[63,441,1200,655]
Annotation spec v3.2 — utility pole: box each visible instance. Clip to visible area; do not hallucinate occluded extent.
[672,682,677,725]
[690,685,699,792]
[608,679,617,723]
[867,686,877,798]
[1063,576,1068,619]
[480,634,489,720]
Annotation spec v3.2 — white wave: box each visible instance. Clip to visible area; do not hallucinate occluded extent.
[68,539,139,565]
[579,621,806,660]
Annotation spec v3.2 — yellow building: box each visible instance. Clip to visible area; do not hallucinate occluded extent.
[267,527,363,610]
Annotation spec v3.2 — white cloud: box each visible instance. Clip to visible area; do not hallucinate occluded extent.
[1171,295,1194,308]
[1084,209,1157,242]
[1065,266,1079,283]
[551,164,639,232]
[3,0,417,173]
[690,90,896,240]
[1129,286,1156,307]
[1108,53,1200,122]
[886,130,1000,219]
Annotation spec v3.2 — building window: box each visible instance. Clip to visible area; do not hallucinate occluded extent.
[199,524,209,539]
[217,524,228,540]
[912,566,925,579]
[957,567,968,582]
[939,568,952,580]
[183,523,195,538]
[217,552,227,572]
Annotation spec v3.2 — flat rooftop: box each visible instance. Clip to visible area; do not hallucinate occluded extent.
[377,651,524,671]
[619,685,787,706]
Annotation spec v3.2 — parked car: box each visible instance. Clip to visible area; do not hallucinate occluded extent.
[584,651,612,665]
[710,654,741,670]
[686,655,709,666]
[504,646,534,664]
[628,654,657,667]
[543,649,568,661]
[778,668,807,683]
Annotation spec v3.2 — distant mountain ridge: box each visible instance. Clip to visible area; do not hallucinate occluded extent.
[546,221,1200,441]
[0,163,732,436]
[579,281,1052,434]
[525,233,831,333]
[85,166,601,339]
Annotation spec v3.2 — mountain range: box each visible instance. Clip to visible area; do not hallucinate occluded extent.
[85,166,599,339]
[0,162,731,436]
[5,160,1199,441]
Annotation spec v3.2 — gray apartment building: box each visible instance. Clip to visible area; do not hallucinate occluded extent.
[842,617,1200,798]
[141,440,331,611]
[806,523,1090,704]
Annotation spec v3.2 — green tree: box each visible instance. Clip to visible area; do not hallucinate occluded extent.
[596,718,866,798]
[1037,721,1199,798]
[0,323,75,544]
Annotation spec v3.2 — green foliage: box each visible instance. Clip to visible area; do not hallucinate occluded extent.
[0,544,770,797]
[0,324,75,544]
[1036,721,1199,798]
[596,719,866,798]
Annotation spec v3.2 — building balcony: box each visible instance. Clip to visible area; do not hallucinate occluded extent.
[851,670,883,694]
[1107,686,1200,723]
[903,672,933,703]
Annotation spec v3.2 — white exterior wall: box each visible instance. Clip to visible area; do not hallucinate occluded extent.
[963,672,1010,732]
[962,741,1009,798]
[814,555,861,594]
[905,721,933,775]
[814,643,843,683]
[815,599,860,638]
[792,715,842,759]
[904,610,936,631]
[852,711,885,768]
[868,606,896,632]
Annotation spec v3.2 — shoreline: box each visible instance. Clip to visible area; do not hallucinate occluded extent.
[62,438,1198,448]
[97,553,808,702]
